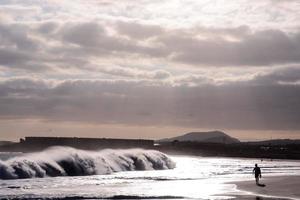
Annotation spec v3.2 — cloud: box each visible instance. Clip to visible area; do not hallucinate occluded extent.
[158,28,300,67]
[95,65,172,80]
[0,48,30,66]
[0,66,300,130]
[1,19,300,75]
[61,22,107,47]
[1,0,300,138]
[0,23,38,50]
[116,21,164,39]
[253,66,300,85]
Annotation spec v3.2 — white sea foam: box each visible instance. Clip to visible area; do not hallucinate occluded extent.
[1,156,300,199]
[0,147,175,179]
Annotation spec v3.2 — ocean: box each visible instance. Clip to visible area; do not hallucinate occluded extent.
[1,147,300,199]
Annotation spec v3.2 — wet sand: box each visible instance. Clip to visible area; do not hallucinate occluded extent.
[233,176,300,200]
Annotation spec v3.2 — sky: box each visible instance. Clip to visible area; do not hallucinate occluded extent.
[0,0,300,141]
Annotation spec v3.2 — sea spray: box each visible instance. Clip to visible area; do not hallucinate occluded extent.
[0,147,175,179]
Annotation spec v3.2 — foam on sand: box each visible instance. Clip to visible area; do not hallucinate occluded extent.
[0,147,175,179]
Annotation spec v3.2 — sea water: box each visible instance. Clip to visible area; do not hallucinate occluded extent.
[0,147,300,199]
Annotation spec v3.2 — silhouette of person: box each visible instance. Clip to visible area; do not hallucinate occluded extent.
[253,164,262,185]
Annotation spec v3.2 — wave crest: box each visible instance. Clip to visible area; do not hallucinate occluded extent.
[0,147,175,179]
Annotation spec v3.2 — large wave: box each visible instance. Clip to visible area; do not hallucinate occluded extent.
[0,147,175,179]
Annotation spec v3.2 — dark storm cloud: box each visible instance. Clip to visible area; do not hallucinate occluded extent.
[61,22,107,47]
[115,21,164,39]
[1,17,300,132]
[37,21,60,35]
[0,23,38,50]
[59,23,300,67]
[0,48,30,66]
[253,67,300,85]
[59,22,167,57]
[0,23,52,71]
[158,29,300,67]
[50,24,300,68]
[2,20,300,73]
[0,66,300,130]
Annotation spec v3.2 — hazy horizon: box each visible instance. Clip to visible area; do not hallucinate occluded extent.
[1,0,300,141]
[1,124,300,142]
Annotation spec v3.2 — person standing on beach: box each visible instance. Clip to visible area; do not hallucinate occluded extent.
[253,164,262,185]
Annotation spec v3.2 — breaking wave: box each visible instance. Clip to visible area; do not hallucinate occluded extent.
[0,147,175,179]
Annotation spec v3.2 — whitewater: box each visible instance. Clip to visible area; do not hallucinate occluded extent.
[1,147,300,199]
[0,147,175,179]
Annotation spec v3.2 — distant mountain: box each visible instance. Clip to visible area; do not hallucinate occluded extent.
[159,131,240,144]
[246,139,300,145]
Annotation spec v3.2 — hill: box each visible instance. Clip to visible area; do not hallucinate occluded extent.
[159,131,240,144]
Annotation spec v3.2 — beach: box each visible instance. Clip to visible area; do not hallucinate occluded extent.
[233,176,300,200]
[1,152,300,200]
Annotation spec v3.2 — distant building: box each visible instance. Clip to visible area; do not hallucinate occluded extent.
[17,136,154,151]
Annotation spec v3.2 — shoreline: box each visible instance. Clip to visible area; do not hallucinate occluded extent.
[230,175,300,200]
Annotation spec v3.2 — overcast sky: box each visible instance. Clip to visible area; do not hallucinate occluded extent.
[1,0,300,141]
